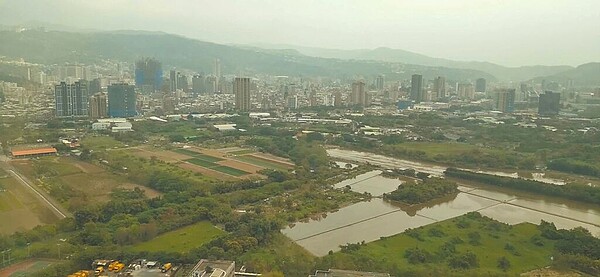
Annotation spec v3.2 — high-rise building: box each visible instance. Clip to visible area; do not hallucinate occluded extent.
[192,75,204,94]
[334,91,343,107]
[88,78,102,94]
[55,81,89,117]
[375,75,385,91]
[169,70,178,92]
[89,93,107,119]
[433,76,446,100]
[457,83,475,100]
[234,77,251,112]
[177,73,188,92]
[494,89,516,113]
[538,91,560,116]
[135,58,163,93]
[410,74,423,103]
[475,78,487,93]
[351,81,368,106]
[108,83,137,117]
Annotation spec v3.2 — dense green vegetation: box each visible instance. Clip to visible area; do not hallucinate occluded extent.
[384,178,458,205]
[316,212,557,276]
[445,168,600,205]
[131,221,225,253]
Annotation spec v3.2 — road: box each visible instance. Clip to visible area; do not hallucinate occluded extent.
[0,155,69,219]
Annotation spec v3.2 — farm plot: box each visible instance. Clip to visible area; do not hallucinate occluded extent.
[233,155,292,171]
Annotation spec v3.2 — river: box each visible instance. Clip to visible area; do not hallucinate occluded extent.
[282,156,600,256]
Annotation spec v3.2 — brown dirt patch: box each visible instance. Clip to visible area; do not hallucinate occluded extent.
[520,268,581,277]
[129,147,192,163]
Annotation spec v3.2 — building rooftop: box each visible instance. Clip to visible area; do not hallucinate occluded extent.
[11,147,57,157]
[188,259,235,277]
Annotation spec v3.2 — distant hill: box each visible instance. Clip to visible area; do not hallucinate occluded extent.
[533,62,600,87]
[0,29,496,81]
[252,44,575,82]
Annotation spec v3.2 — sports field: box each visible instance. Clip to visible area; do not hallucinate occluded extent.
[131,221,225,253]
[0,259,57,277]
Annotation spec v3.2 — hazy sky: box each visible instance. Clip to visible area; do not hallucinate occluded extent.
[0,0,598,66]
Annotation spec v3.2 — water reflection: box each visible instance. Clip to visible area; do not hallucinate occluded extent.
[283,171,600,256]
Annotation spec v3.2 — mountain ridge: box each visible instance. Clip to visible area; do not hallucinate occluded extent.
[0,29,496,82]
[249,43,576,82]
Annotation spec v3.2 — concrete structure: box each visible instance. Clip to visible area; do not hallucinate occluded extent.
[375,75,384,91]
[234,77,251,112]
[495,89,516,113]
[538,91,560,116]
[433,76,446,100]
[351,81,368,106]
[135,58,163,93]
[170,70,178,92]
[108,83,136,117]
[410,74,423,103]
[55,81,88,117]
[89,93,108,119]
[475,78,487,93]
[457,83,475,100]
[188,259,234,277]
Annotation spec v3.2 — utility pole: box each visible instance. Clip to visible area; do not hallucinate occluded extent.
[57,244,61,260]
[27,243,31,258]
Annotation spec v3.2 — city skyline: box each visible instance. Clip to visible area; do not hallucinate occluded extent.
[0,0,599,67]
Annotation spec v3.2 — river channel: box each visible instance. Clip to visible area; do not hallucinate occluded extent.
[281,151,600,256]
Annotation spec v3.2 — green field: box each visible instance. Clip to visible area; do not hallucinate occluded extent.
[174,149,224,162]
[81,136,125,150]
[212,166,249,177]
[186,158,218,168]
[33,157,83,176]
[131,221,225,253]
[185,158,249,176]
[234,155,291,171]
[323,213,556,276]
[8,260,57,277]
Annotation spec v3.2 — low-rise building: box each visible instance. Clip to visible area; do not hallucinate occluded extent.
[188,259,235,277]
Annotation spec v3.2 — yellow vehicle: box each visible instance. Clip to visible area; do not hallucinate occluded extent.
[94,266,104,276]
[112,262,125,272]
[161,263,172,273]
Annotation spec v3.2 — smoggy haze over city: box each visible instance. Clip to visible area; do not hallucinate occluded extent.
[0,0,599,67]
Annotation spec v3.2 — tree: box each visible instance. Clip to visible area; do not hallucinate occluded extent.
[497,256,511,271]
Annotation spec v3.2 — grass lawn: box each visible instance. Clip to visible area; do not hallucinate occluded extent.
[324,213,556,276]
[81,136,125,150]
[131,221,224,253]
[174,149,223,162]
[234,155,291,171]
[212,166,249,177]
[34,157,83,176]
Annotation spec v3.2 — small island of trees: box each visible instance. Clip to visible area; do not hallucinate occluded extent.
[384,178,459,205]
